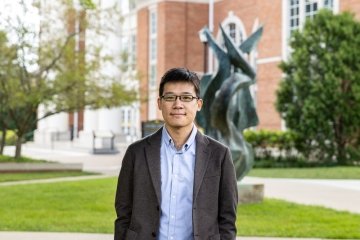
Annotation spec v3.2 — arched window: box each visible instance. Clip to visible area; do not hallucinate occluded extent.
[220,12,246,46]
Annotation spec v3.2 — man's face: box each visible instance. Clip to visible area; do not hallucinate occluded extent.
[157,81,203,132]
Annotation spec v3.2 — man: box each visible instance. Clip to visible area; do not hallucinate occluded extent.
[114,67,238,240]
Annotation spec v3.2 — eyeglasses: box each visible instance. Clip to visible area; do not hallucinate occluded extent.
[161,94,199,102]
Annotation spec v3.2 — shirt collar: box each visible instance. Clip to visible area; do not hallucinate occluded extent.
[162,125,197,151]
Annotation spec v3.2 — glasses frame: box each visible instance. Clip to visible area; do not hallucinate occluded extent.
[161,94,199,102]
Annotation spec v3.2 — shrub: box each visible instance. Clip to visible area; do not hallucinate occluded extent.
[0,130,17,146]
[244,129,312,168]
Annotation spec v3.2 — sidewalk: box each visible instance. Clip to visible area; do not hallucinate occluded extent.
[242,177,360,214]
[0,231,323,240]
[3,142,127,175]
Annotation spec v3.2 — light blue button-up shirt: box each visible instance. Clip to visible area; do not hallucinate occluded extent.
[158,125,197,240]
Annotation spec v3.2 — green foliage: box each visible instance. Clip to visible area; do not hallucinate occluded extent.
[244,129,311,168]
[0,2,137,158]
[79,0,96,9]
[0,131,17,146]
[276,10,360,165]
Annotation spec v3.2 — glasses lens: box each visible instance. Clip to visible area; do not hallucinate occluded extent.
[180,95,194,102]
[163,95,176,101]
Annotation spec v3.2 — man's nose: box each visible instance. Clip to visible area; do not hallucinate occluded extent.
[172,98,183,107]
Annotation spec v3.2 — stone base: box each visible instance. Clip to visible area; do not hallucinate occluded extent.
[237,182,264,204]
[0,163,83,173]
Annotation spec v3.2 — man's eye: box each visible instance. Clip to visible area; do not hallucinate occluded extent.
[165,96,176,101]
[181,96,192,101]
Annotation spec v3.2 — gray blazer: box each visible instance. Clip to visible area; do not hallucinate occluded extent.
[114,127,238,240]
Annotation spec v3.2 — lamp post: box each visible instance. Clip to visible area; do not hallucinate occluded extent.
[198,28,208,73]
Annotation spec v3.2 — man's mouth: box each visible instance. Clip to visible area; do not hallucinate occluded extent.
[170,113,186,116]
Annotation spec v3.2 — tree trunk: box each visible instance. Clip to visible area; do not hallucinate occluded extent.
[334,117,347,165]
[14,134,23,159]
[0,128,6,154]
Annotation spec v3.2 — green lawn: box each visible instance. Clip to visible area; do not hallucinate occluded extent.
[248,166,360,179]
[0,177,359,238]
[238,199,360,239]
[0,171,96,183]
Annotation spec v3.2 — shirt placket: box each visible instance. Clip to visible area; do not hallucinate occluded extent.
[168,150,181,240]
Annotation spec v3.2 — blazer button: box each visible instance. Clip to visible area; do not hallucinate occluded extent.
[156,206,160,211]
[151,232,156,237]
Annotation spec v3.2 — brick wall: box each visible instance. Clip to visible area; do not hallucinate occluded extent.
[137,8,149,122]
[340,0,360,20]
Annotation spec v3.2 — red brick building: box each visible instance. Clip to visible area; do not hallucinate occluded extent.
[135,0,360,130]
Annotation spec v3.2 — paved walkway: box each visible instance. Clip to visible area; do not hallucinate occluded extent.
[0,231,323,240]
[1,142,359,239]
[242,177,360,214]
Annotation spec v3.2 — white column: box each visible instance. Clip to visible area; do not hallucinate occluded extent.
[34,104,70,144]
[83,108,98,132]
[98,107,121,133]
[78,108,98,146]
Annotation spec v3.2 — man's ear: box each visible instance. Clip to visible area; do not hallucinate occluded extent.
[197,99,203,111]
[157,98,161,110]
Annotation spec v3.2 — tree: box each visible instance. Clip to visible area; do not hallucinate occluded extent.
[276,10,360,165]
[0,31,17,154]
[0,0,137,158]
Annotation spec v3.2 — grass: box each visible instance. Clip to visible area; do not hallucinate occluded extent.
[0,171,97,183]
[0,177,359,238]
[0,177,117,233]
[248,166,360,179]
[237,199,360,239]
[0,154,48,163]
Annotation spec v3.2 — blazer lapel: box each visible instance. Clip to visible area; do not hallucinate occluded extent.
[145,128,162,205]
[193,131,210,201]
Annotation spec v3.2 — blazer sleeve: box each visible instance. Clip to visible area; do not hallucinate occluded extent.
[114,146,134,240]
[219,147,238,240]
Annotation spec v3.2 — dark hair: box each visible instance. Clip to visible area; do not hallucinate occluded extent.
[159,67,201,98]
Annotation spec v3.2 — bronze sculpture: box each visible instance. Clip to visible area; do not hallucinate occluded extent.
[196,25,263,180]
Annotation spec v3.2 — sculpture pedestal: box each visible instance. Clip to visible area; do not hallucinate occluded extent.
[237,182,264,204]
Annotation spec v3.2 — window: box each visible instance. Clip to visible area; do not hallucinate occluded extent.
[288,0,335,35]
[228,23,236,42]
[130,34,136,69]
[289,0,300,32]
[148,7,157,89]
[224,23,245,46]
[150,39,157,61]
[150,11,157,35]
[305,0,318,19]
[149,65,157,87]
[324,0,333,9]
[129,0,136,10]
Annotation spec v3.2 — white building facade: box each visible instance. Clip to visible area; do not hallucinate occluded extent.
[34,0,141,148]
